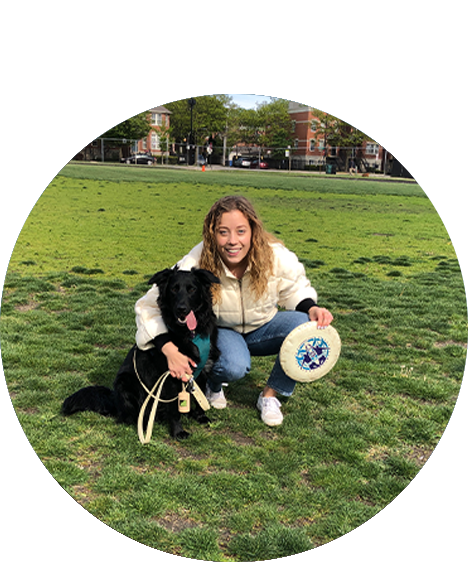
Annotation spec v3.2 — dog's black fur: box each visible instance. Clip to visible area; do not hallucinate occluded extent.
[61,267,220,440]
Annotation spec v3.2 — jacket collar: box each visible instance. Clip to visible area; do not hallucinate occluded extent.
[219,256,251,280]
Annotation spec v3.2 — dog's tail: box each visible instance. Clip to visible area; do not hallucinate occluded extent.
[61,385,118,418]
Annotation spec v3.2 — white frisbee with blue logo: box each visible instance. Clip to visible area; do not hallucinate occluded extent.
[280,322,341,382]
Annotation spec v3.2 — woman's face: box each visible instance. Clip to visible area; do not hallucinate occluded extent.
[215,210,252,272]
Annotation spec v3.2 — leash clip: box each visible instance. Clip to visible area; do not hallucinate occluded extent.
[186,376,195,394]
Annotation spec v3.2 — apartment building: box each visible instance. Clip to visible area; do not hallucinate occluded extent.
[288,101,386,172]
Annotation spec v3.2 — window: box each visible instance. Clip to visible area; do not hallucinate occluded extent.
[309,139,315,151]
[366,143,379,155]
[142,138,147,150]
[291,120,296,132]
[151,131,160,150]
[310,121,317,132]
[151,113,163,126]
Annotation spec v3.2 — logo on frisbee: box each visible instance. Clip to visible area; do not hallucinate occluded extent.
[295,337,330,371]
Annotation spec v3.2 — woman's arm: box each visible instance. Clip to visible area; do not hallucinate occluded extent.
[275,244,318,309]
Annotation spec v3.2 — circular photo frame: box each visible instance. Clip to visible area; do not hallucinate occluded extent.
[0,96,467,561]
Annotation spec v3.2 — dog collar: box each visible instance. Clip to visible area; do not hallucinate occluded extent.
[191,334,211,378]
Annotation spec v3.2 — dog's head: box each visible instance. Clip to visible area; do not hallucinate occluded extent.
[148,267,220,334]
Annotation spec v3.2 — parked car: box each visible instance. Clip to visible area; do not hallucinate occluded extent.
[121,153,155,165]
[233,156,252,168]
[250,159,269,169]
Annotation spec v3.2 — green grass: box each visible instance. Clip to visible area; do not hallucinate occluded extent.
[1,163,467,560]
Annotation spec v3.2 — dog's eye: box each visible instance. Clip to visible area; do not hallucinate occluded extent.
[187,286,196,294]
[170,285,179,294]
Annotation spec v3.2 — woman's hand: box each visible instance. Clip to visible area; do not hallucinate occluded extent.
[308,306,334,329]
[161,341,196,382]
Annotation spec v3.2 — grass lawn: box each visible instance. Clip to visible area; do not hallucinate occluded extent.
[1,163,467,560]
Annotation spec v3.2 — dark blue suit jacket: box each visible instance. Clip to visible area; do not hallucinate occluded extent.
[0,406,467,561]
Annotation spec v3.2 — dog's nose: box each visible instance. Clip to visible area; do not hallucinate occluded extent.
[176,306,189,317]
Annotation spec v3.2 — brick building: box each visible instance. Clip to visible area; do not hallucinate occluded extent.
[135,106,171,157]
[288,101,387,172]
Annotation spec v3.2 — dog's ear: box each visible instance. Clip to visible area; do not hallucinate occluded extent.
[192,268,221,286]
[148,268,173,287]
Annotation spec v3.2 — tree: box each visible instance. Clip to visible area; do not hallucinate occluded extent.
[101,112,152,142]
[229,98,295,160]
[100,111,152,160]
[310,109,372,169]
[256,98,294,154]
[156,122,171,164]
[233,107,261,146]
[165,95,230,146]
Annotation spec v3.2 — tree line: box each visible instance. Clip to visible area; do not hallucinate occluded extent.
[101,95,371,159]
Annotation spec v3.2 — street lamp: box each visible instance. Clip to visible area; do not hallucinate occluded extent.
[188,98,196,164]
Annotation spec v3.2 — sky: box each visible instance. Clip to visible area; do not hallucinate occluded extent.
[230,94,276,108]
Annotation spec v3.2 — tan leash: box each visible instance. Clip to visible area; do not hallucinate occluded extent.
[133,348,210,444]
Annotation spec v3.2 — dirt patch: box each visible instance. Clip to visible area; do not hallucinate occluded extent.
[225,431,257,447]
[169,441,207,462]
[21,407,40,415]
[356,495,377,507]
[155,509,200,533]
[405,445,433,465]
[72,483,99,507]
[15,300,37,312]
[365,444,389,462]
[434,340,467,349]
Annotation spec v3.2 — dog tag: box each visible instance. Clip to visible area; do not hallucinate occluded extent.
[178,389,191,413]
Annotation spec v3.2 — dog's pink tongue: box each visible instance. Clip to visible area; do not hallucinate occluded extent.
[186,310,197,331]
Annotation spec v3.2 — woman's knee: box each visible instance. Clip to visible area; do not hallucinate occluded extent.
[213,329,251,382]
[214,349,250,381]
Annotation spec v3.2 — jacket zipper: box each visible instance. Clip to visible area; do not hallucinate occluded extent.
[238,279,246,333]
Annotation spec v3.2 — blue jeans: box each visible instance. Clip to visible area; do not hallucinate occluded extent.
[208,311,308,397]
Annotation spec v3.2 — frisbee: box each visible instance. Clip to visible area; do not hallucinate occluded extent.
[280,322,341,382]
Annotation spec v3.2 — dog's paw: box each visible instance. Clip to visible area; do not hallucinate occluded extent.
[196,415,211,425]
[175,429,191,440]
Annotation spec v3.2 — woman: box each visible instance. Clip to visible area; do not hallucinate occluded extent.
[135,196,333,426]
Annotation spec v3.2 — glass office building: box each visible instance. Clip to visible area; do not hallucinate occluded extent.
[0,94,468,464]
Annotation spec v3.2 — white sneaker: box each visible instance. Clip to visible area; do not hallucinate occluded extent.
[205,387,227,409]
[256,393,283,426]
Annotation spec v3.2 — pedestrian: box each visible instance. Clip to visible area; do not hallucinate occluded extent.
[135,195,334,426]
[349,157,357,175]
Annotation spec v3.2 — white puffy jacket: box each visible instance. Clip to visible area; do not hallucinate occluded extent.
[135,241,318,350]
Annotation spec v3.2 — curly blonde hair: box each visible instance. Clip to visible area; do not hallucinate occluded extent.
[200,195,279,303]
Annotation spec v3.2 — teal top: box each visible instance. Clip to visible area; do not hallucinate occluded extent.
[192,334,211,378]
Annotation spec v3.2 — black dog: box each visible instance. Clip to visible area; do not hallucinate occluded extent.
[61,267,220,440]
